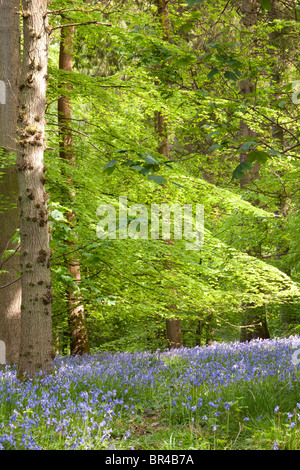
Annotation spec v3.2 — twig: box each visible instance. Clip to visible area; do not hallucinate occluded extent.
[0,230,19,268]
[233,422,243,447]
[50,21,112,32]
[0,245,20,270]
[0,277,21,289]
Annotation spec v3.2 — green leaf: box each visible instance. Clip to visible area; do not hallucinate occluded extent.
[239,141,257,151]
[103,159,118,175]
[199,52,213,63]
[114,149,129,154]
[186,0,204,6]
[139,166,152,175]
[144,153,159,166]
[247,150,269,164]
[121,160,135,167]
[130,165,143,172]
[147,174,167,185]
[231,161,252,181]
[171,181,186,189]
[268,148,282,158]
[1,249,16,260]
[208,144,221,152]
[50,209,65,221]
[261,0,271,11]
[224,70,239,82]
[207,68,219,79]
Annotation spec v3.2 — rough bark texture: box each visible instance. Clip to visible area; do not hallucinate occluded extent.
[58,19,90,355]
[17,0,53,377]
[0,0,22,364]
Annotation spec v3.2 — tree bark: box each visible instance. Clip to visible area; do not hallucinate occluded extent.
[0,0,22,364]
[17,0,53,377]
[58,18,90,355]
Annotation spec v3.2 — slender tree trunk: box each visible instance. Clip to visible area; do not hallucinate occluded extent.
[0,0,22,364]
[239,0,270,342]
[58,18,90,355]
[268,0,284,146]
[155,0,171,160]
[239,0,260,187]
[163,239,183,349]
[155,0,183,349]
[195,319,202,346]
[205,313,215,345]
[267,1,292,332]
[17,0,53,377]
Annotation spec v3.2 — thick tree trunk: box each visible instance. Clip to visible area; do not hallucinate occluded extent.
[17,0,53,377]
[0,0,22,364]
[58,19,90,355]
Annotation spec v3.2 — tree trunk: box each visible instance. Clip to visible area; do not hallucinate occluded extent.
[239,0,270,342]
[58,18,90,355]
[154,0,183,350]
[240,306,270,342]
[195,319,202,346]
[163,239,183,349]
[239,0,260,187]
[268,0,284,146]
[17,0,53,377]
[166,314,183,349]
[155,0,171,160]
[0,0,22,364]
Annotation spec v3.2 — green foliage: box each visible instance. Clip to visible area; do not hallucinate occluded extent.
[41,0,300,353]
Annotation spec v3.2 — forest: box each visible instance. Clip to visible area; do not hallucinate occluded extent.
[0,0,300,452]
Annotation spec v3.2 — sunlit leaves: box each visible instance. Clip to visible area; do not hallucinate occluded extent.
[103,150,167,184]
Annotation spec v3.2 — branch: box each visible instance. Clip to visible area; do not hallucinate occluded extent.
[46,118,117,149]
[260,250,300,259]
[0,245,20,270]
[0,230,20,269]
[0,277,21,289]
[50,21,112,32]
